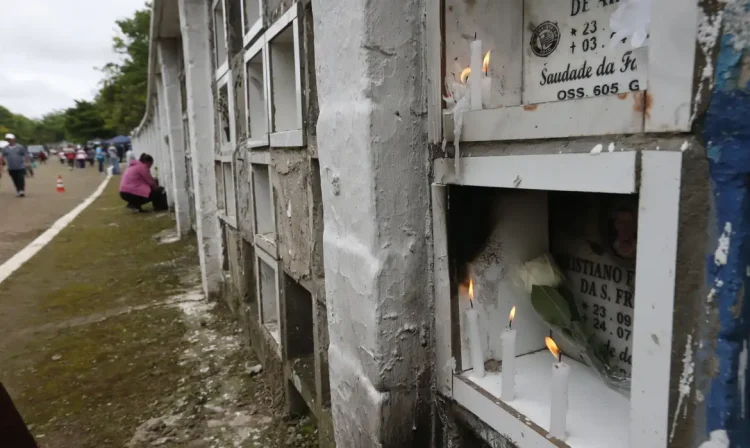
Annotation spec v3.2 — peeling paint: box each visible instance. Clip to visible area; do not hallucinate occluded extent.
[681,141,690,152]
[590,144,603,155]
[697,430,729,448]
[670,334,695,442]
[608,142,615,153]
[691,8,723,123]
[714,222,732,266]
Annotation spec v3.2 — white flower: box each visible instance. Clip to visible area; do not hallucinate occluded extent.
[517,254,564,294]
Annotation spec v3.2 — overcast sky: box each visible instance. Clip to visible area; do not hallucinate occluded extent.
[0,0,147,119]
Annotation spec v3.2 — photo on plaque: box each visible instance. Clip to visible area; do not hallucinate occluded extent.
[548,191,638,392]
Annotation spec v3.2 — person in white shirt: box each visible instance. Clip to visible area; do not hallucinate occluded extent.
[75,148,87,169]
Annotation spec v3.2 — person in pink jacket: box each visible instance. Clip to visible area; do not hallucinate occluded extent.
[119,154,160,212]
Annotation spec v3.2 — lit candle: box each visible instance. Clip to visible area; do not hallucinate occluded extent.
[465,279,485,378]
[469,39,483,111]
[546,336,570,440]
[501,306,516,400]
[481,51,492,109]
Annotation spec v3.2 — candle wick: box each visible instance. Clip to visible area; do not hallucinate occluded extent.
[474,32,477,40]
[470,299,474,309]
[558,352,562,363]
[508,320,512,330]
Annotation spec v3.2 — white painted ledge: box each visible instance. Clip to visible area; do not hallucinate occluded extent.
[243,18,263,47]
[269,129,304,148]
[246,135,270,149]
[249,150,271,165]
[255,232,277,259]
[219,213,238,229]
[434,152,638,194]
[443,93,644,142]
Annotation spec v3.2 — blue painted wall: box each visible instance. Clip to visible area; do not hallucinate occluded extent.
[702,1,750,445]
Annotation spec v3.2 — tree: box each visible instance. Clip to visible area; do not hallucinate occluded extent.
[96,3,151,135]
[64,101,110,142]
[0,2,152,143]
[34,111,68,144]
[0,106,39,143]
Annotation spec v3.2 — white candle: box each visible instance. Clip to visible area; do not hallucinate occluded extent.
[481,77,492,108]
[469,40,483,110]
[465,308,485,378]
[550,361,570,439]
[501,328,516,400]
[546,336,569,440]
[481,50,492,108]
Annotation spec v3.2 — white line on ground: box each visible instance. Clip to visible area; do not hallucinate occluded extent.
[0,174,113,286]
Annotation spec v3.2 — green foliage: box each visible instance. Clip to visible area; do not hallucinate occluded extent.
[64,101,110,142]
[530,285,573,329]
[0,105,37,143]
[0,2,151,144]
[96,4,151,135]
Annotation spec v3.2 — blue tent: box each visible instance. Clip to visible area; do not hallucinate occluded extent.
[109,135,132,145]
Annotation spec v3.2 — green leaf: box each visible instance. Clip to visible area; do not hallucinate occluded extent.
[558,285,581,322]
[530,285,573,329]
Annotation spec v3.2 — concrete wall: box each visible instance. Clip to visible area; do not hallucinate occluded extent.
[313,0,432,446]
[131,0,750,447]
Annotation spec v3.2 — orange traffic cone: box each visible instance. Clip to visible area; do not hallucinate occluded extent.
[56,175,65,193]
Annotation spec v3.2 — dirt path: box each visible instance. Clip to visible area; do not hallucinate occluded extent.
[0,161,106,264]
[0,183,318,448]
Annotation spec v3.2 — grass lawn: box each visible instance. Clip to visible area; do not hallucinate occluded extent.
[0,181,197,447]
[0,181,320,448]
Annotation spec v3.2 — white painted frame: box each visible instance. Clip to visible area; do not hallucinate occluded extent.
[431,3,699,142]
[241,0,264,47]
[254,245,283,354]
[266,3,304,148]
[432,151,682,448]
[250,159,277,258]
[212,0,229,80]
[215,157,238,229]
[216,69,237,156]
[243,37,270,148]
[222,160,239,228]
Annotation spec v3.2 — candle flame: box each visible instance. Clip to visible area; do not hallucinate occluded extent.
[460,67,472,84]
[459,51,491,84]
[545,336,561,360]
[509,306,516,322]
[468,278,474,302]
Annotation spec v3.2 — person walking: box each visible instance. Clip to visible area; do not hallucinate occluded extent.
[0,140,7,188]
[125,148,136,165]
[65,146,75,170]
[75,147,87,169]
[95,146,106,174]
[1,134,30,197]
[58,149,66,165]
[86,146,95,167]
[108,144,120,175]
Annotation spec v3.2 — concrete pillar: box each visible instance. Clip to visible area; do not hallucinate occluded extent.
[158,38,191,235]
[312,1,431,447]
[155,77,175,208]
[178,0,222,297]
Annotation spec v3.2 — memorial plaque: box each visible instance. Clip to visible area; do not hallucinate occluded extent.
[550,192,637,375]
[524,0,648,105]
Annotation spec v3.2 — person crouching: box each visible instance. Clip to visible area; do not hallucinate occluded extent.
[119,154,162,212]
